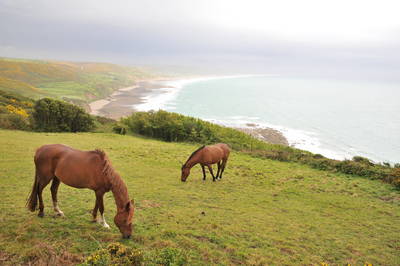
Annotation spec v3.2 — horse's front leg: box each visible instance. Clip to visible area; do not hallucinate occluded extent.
[92,193,99,222]
[95,190,110,228]
[201,165,206,180]
[207,165,216,181]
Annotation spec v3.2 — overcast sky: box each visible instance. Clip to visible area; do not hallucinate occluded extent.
[1,0,399,80]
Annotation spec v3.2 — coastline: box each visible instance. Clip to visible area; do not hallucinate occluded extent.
[87,75,398,163]
[88,76,290,146]
[88,81,162,119]
[236,125,289,146]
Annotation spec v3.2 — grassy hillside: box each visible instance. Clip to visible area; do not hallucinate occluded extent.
[0,58,155,104]
[0,130,399,265]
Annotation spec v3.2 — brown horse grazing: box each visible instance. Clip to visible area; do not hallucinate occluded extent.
[181,143,230,182]
[27,144,134,239]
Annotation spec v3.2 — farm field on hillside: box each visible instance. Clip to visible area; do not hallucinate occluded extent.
[0,58,155,103]
[0,130,399,265]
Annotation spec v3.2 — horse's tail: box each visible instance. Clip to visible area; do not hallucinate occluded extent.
[26,169,39,212]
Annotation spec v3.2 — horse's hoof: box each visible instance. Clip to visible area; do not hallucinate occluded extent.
[38,212,44,218]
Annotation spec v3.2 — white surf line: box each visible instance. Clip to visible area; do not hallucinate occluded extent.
[134,74,276,112]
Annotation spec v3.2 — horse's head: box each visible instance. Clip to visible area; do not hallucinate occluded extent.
[181,164,190,182]
[114,199,134,239]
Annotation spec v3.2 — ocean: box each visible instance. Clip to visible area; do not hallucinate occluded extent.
[135,75,400,164]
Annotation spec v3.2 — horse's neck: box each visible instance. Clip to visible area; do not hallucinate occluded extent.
[110,175,129,210]
[185,156,199,169]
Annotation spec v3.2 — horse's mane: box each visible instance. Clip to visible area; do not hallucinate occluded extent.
[183,145,205,168]
[92,149,130,207]
[92,149,116,178]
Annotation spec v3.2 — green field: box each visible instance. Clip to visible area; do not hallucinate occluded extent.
[0,130,399,265]
[0,58,156,104]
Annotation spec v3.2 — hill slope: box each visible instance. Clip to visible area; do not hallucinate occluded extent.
[0,130,399,265]
[0,58,155,105]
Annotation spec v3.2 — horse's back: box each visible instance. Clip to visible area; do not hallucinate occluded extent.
[34,144,105,189]
[34,144,73,175]
[201,143,230,163]
[213,143,230,159]
[35,143,72,157]
[55,149,104,188]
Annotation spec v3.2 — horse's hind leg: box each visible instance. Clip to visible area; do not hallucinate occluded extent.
[219,159,228,179]
[216,161,221,180]
[37,178,52,217]
[51,177,64,217]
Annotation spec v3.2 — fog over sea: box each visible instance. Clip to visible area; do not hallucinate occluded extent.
[135,75,400,164]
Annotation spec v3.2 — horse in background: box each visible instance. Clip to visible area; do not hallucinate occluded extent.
[27,144,134,239]
[181,143,230,182]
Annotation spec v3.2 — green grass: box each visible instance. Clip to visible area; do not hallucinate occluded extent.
[0,58,156,104]
[0,130,399,265]
[38,81,90,99]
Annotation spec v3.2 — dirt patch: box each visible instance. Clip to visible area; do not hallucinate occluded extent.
[379,195,400,203]
[0,250,13,265]
[138,200,161,209]
[23,243,82,266]
[280,247,295,255]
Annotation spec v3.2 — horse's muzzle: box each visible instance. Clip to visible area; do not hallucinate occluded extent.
[123,234,131,239]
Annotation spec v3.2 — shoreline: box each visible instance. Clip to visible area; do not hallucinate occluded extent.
[88,85,138,116]
[87,75,398,163]
[88,76,290,146]
[88,75,252,118]
[88,81,163,119]
[236,125,289,146]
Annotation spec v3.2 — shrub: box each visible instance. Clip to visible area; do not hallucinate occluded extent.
[122,110,269,149]
[313,153,325,159]
[352,156,374,166]
[148,247,188,266]
[308,158,336,171]
[83,243,143,266]
[33,98,95,132]
[0,113,30,130]
[112,124,127,135]
[387,168,400,187]
[0,90,35,130]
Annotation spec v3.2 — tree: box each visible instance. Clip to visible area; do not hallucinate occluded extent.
[33,98,94,132]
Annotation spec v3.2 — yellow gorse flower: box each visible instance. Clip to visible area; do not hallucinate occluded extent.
[6,105,28,117]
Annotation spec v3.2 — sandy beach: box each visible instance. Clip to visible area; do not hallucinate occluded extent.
[88,82,160,119]
[89,79,289,146]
